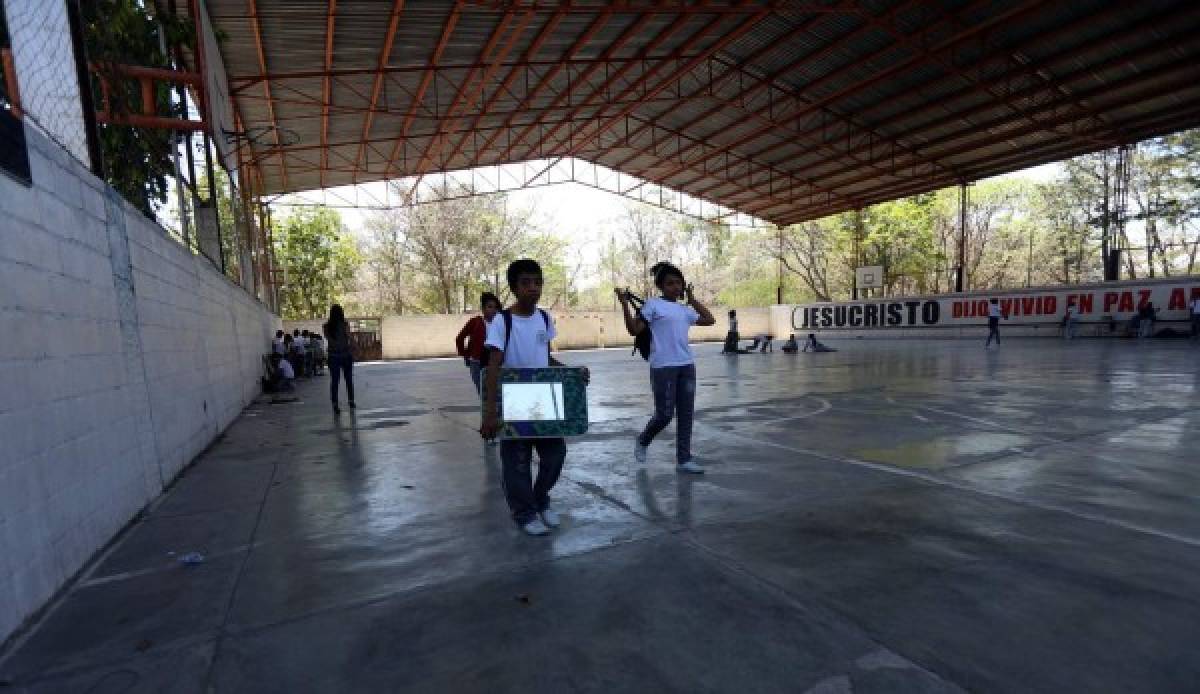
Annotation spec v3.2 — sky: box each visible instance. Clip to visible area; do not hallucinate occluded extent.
[273,159,1066,253]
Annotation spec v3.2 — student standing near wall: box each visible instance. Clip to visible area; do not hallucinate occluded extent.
[985,298,1005,349]
[1063,302,1078,340]
[1192,295,1200,340]
[721,309,740,353]
[324,305,356,415]
[481,259,590,536]
[617,262,716,474]
[456,292,501,395]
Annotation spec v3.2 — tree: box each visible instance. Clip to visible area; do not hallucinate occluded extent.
[273,208,361,320]
[81,0,193,216]
[363,182,563,314]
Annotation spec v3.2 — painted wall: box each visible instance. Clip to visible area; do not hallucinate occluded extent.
[777,278,1200,339]
[0,124,279,644]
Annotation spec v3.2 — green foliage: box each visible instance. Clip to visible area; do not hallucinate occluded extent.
[273,208,362,320]
[81,0,194,216]
[362,183,569,314]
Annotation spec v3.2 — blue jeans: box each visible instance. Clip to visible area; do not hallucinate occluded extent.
[329,353,354,404]
[638,364,697,464]
[500,438,566,524]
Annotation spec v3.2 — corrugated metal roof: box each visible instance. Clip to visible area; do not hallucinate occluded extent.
[177,0,1200,225]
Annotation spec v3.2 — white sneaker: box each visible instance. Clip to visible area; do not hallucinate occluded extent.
[487,438,499,446]
[539,507,561,528]
[676,461,705,474]
[634,440,648,464]
[521,518,550,536]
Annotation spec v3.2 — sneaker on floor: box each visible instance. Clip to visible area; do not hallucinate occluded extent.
[521,518,550,536]
[487,437,499,446]
[634,440,648,464]
[676,460,705,474]
[539,507,561,528]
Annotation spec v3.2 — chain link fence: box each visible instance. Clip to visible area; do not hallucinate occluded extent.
[3,0,90,168]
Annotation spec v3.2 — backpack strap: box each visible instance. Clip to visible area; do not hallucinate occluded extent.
[501,309,513,356]
[539,309,551,359]
[500,308,552,361]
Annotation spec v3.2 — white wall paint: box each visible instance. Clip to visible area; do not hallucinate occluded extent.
[0,124,279,644]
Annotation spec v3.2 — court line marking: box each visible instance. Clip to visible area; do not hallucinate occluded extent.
[701,422,1200,549]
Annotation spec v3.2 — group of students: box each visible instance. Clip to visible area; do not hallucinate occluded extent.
[272,328,326,379]
[720,309,835,354]
[455,258,715,537]
[268,306,357,414]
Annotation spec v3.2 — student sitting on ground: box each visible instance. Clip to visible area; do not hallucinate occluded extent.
[782,334,799,353]
[802,333,836,352]
[745,333,773,353]
[276,353,296,391]
[308,335,325,374]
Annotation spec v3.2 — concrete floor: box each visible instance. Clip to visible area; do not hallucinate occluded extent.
[3,338,1200,693]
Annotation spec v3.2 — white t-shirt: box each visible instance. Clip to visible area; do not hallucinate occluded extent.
[278,358,294,379]
[1191,298,1200,315]
[642,297,699,369]
[272,338,285,354]
[988,304,1002,318]
[484,309,557,368]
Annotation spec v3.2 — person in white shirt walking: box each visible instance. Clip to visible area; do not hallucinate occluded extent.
[1191,296,1200,340]
[481,259,590,536]
[985,298,1005,348]
[617,262,716,474]
[1063,302,1078,340]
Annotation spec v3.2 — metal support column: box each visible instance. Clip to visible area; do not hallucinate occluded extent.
[956,182,968,293]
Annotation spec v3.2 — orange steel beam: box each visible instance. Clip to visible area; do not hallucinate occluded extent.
[533,6,848,202]
[231,56,706,88]
[521,11,698,163]
[498,10,655,163]
[611,0,939,191]
[247,0,289,191]
[852,3,1118,149]
[749,4,1200,196]
[469,8,613,167]
[652,0,1048,198]
[784,56,1200,208]
[352,0,406,183]
[1,48,21,118]
[751,65,1200,224]
[428,8,538,173]
[380,2,464,178]
[440,8,564,163]
[408,7,531,185]
[605,3,879,174]
[321,0,336,188]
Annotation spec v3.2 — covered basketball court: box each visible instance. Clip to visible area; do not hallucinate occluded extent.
[5,0,1200,690]
[4,340,1200,691]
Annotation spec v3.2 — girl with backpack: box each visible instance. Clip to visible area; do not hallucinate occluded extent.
[616,262,716,474]
[456,292,501,395]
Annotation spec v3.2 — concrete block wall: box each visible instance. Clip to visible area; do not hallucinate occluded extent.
[0,124,279,644]
[372,306,769,360]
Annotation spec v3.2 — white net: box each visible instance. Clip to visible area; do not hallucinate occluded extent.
[4,0,90,168]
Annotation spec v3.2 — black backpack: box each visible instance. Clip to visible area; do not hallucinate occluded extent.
[625,292,653,361]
